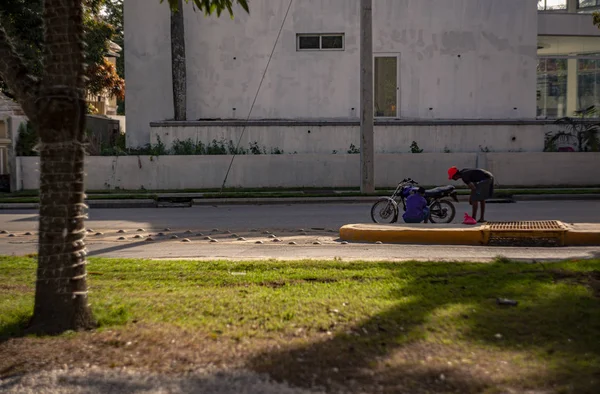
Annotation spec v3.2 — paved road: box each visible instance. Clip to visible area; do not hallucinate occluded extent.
[1,201,599,232]
[0,201,599,261]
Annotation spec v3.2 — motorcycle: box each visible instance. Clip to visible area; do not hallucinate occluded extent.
[370,178,458,224]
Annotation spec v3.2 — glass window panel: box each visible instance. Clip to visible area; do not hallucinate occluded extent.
[578,0,599,9]
[298,35,320,50]
[556,59,568,72]
[579,59,597,70]
[539,0,567,10]
[374,57,398,118]
[537,57,568,118]
[578,60,600,111]
[537,58,547,73]
[321,35,343,49]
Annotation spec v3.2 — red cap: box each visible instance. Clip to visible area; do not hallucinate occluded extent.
[448,166,459,180]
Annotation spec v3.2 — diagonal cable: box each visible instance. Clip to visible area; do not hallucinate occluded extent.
[220,0,294,193]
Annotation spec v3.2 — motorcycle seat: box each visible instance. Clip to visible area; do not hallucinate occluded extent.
[424,185,455,197]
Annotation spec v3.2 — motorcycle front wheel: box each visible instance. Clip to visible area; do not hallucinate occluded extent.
[371,198,399,224]
[429,199,456,224]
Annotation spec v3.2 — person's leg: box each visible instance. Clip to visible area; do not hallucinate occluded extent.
[479,201,486,222]
[423,207,430,223]
[471,194,478,219]
[476,179,491,222]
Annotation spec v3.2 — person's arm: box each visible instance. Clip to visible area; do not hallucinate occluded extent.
[461,175,476,191]
[463,177,476,205]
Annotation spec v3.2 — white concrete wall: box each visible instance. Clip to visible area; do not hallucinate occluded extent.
[538,12,600,37]
[17,152,600,191]
[151,123,547,154]
[6,116,28,191]
[107,115,126,133]
[125,0,538,147]
[124,0,172,147]
[373,0,537,120]
[487,152,600,187]
[19,156,38,190]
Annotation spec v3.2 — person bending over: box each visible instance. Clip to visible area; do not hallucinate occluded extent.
[448,166,494,223]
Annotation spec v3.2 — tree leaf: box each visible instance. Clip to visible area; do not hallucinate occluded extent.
[164,0,249,16]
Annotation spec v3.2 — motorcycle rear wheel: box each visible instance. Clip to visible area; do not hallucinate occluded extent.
[429,199,456,224]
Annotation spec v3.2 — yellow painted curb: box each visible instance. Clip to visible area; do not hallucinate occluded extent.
[565,231,600,246]
[339,224,486,245]
[340,222,600,246]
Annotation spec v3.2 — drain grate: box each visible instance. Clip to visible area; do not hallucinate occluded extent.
[487,237,562,247]
[156,196,193,208]
[486,221,566,232]
[484,220,567,247]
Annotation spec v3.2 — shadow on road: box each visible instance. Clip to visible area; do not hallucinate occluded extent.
[87,237,174,257]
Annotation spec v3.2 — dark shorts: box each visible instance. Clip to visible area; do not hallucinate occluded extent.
[471,177,494,202]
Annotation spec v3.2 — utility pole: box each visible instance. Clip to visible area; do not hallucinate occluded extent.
[360,0,375,194]
[171,0,187,120]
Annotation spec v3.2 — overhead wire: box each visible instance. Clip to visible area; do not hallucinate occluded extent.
[220,0,294,193]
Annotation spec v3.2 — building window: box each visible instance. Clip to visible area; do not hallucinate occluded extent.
[578,0,600,9]
[537,58,568,118]
[538,0,567,10]
[297,34,344,51]
[578,57,600,110]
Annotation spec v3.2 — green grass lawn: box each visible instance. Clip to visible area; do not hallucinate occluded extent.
[1,256,599,393]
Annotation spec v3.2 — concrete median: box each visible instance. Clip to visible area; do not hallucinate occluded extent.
[339,221,600,247]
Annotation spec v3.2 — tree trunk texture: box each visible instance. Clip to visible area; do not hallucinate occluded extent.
[26,0,95,334]
[171,0,187,121]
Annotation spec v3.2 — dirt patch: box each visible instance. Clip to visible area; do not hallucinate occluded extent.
[0,283,32,293]
[0,324,247,380]
[216,278,342,289]
[0,367,322,394]
[420,271,492,282]
[261,278,339,289]
[0,324,567,394]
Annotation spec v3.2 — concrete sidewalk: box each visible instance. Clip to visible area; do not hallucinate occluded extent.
[339,221,600,246]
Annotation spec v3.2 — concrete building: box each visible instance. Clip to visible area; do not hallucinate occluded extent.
[0,93,26,192]
[86,41,123,117]
[124,0,600,151]
[0,93,22,190]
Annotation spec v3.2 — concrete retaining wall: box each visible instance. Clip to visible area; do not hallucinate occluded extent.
[16,152,600,191]
[486,152,600,187]
[150,122,548,154]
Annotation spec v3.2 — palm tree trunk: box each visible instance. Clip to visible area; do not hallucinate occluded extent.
[171,0,187,120]
[26,0,95,334]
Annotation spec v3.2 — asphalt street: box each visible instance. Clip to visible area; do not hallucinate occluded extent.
[0,201,599,261]
[1,201,599,231]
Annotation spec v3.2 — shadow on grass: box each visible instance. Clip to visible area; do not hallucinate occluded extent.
[247,261,600,393]
[0,315,29,342]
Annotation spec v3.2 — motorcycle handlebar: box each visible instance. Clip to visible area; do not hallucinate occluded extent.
[400,178,419,185]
